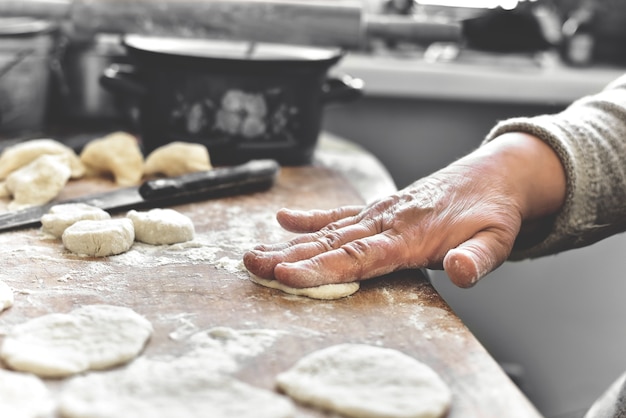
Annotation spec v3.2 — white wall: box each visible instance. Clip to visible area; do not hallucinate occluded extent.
[431,233,626,418]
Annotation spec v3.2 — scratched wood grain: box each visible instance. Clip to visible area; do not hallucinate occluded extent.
[0,163,541,417]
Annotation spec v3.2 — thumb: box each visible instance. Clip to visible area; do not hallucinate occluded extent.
[443,230,514,288]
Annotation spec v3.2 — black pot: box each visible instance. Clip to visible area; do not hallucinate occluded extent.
[101,35,363,165]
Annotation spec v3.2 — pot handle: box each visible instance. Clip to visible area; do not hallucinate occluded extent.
[100,63,145,97]
[321,74,364,104]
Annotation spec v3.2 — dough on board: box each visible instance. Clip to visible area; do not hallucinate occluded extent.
[277,343,452,418]
[59,357,295,418]
[5,154,72,210]
[0,368,55,418]
[0,138,85,180]
[62,218,135,257]
[0,280,13,312]
[0,304,153,378]
[248,271,359,300]
[80,131,144,186]
[127,208,195,245]
[144,141,212,177]
[41,203,111,238]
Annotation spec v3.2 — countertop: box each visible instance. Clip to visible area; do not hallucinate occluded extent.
[0,133,541,417]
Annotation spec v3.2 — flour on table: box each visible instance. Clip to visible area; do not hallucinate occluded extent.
[248,271,359,300]
[164,326,287,375]
[41,203,111,238]
[0,368,55,418]
[127,208,195,245]
[277,343,452,418]
[215,256,244,274]
[0,304,153,378]
[0,280,13,312]
[186,326,286,361]
[58,357,295,418]
[62,218,135,257]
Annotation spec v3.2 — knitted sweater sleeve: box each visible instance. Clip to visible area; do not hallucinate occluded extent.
[483,74,626,260]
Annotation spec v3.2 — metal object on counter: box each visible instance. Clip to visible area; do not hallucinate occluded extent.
[0,159,280,232]
[0,0,463,48]
[0,17,58,137]
[59,33,129,119]
[100,35,364,165]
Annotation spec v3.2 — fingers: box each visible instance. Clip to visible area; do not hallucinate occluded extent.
[243,222,380,280]
[251,206,365,253]
[275,206,364,233]
[443,229,514,288]
[273,232,407,288]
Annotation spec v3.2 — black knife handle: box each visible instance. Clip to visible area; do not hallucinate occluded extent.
[138,159,280,202]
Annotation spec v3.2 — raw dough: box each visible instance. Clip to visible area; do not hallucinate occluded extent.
[5,154,72,210]
[80,131,144,186]
[62,218,135,257]
[0,368,55,418]
[127,208,195,245]
[276,343,452,418]
[0,280,13,312]
[0,181,8,198]
[1,304,153,378]
[144,141,212,177]
[58,357,295,418]
[41,203,111,238]
[0,138,84,180]
[248,271,359,300]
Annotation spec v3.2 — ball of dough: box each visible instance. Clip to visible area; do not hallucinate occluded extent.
[277,344,452,418]
[58,358,295,418]
[0,280,13,312]
[0,369,55,418]
[248,271,359,300]
[62,218,135,257]
[80,132,144,186]
[6,154,72,210]
[144,141,212,177]
[0,138,85,180]
[127,208,195,245]
[0,182,9,199]
[41,203,111,238]
[0,304,153,378]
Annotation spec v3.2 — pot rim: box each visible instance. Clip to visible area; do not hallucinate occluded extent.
[0,17,57,37]
[122,34,344,69]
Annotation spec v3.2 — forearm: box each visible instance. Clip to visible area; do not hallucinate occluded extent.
[483,74,626,259]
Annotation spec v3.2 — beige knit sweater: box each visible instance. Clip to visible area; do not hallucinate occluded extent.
[484,74,626,260]
[483,75,626,417]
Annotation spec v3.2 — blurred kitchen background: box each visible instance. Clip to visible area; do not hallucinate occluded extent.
[2,0,626,416]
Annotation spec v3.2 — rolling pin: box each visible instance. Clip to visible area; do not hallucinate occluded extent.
[0,0,463,48]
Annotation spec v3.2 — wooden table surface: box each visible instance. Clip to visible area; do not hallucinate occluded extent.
[0,134,542,417]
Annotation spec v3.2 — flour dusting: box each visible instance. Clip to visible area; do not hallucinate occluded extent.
[160,326,287,375]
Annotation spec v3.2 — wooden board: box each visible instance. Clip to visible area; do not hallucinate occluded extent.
[0,164,541,417]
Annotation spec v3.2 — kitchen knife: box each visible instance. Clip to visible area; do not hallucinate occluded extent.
[0,159,280,232]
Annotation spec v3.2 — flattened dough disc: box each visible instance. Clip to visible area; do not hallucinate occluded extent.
[248,272,359,300]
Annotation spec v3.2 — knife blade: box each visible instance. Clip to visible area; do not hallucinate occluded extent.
[0,159,280,232]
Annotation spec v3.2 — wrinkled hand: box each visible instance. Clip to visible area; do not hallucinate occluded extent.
[244,167,522,289]
[243,133,565,289]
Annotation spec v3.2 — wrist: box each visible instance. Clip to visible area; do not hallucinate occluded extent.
[470,132,567,221]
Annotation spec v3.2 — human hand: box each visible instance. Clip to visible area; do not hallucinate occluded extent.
[244,164,521,288]
[243,133,566,288]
